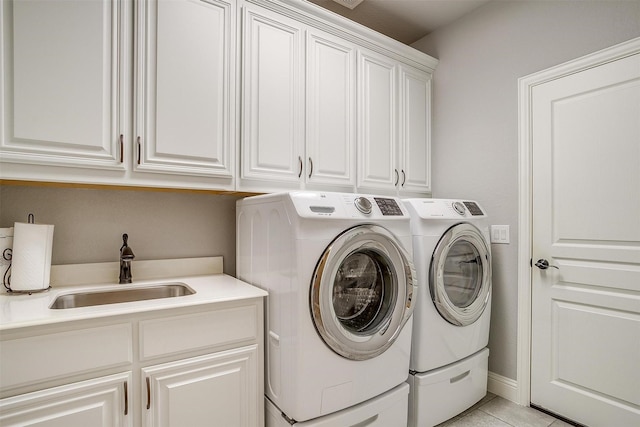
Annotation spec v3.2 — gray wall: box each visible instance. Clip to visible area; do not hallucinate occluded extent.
[0,185,242,276]
[412,0,640,381]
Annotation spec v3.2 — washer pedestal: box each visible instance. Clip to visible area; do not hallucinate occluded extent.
[267,382,409,427]
[408,348,489,427]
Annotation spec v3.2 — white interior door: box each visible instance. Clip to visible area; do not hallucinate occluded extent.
[530,49,640,426]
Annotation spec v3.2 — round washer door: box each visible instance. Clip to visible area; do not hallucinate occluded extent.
[430,223,491,326]
[310,224,416,361]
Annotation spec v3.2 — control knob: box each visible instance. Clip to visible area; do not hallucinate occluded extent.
[354,197,372,214]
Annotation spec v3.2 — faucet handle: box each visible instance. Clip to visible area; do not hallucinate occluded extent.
[120,233,135,260]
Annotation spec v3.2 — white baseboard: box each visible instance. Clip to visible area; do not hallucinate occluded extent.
[487,371,519,404]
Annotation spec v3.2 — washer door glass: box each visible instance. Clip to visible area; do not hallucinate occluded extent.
[311,225,416,361]
[430,223,491,326]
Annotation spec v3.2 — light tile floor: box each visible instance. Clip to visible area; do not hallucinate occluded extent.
[436,393,575,427]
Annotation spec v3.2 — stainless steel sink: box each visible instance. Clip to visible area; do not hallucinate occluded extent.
[49,282,196,309]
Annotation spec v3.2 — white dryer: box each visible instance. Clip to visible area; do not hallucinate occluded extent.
[403,199,492,427]
[237,192,417,426]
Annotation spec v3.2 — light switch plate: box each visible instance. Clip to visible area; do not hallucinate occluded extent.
[490,225,510,244]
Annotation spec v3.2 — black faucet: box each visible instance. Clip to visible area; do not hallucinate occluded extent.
[119,233,135,284]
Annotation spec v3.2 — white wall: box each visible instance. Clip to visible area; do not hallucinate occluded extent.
[412,0,640,381]
[0,185,242,276]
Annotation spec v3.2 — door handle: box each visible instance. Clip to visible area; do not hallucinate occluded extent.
[535,259,559,270]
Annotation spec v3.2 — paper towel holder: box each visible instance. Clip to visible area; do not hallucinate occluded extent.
[3,213,53,295]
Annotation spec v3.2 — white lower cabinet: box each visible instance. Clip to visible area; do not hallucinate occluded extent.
[0,300,264,427]
[143,346,259,427]
[0,372,132,427]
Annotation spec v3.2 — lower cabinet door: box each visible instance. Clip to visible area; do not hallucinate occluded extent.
[142,345,259,427]
[0,372,132,427]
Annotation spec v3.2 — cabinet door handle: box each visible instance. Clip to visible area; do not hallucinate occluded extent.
[401,169,406,186]
[146,376,151,410]
[123,380,128,416]
[308,157,313,178]
[394,169,399,186]
[119,134,124,163]
[298,156,303,178]
[137,137,141,165]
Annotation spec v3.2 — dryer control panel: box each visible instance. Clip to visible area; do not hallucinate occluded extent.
[403,199,486,219]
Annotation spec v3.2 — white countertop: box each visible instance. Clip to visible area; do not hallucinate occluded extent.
[0,258,267,331]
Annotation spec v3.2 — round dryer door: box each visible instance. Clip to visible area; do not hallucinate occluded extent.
[310,224,416,361]
[430,223,491,326]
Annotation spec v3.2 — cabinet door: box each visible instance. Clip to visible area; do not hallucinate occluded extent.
[357,50,397,192]
[240,5,304,188]
[399,65,431,194]
[0,0,125,170]
[142,345,260,427]
[135,0,234,177]
[0,372,132,427]
[305,31,356,189]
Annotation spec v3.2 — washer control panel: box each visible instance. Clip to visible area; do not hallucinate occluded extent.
[291,192,407,218]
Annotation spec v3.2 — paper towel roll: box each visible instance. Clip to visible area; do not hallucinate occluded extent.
[10,221,54,292]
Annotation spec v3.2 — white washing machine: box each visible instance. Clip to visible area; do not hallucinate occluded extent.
[403,199,492,427]
[237,192,417,426]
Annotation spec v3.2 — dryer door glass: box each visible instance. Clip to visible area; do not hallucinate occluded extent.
[442,240,482,308]
[311,225,416,361]
[430,223,491,326]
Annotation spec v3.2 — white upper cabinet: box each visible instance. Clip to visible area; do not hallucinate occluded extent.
[135,0,234,178]
[0,0,125,170]
[305,30,356,189]
[240,4,304,188]
[238,5,358,192]
[357,49,398,193]
[357,57,433,196]
[1,0,436,194]
[0,0,236,190]
[238,0,435,195]
[398,65,432,194]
